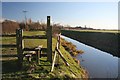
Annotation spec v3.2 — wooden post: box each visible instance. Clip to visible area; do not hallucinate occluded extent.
[16,29,23,69]
[57,34,61,64]
[36,50,40,65]
[35,46,42,65]
[58,33,61,49]
[47,16,52,63]
[51,51,57,72]
[25,54,32,62]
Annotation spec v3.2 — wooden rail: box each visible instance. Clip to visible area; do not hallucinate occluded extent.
[2,54,18,57]
[23,35,47,39]
[1,44,16,48]
[56,48,69,66]
[0,34,16,37]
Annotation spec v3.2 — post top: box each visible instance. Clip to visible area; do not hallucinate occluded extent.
[47,16,50,17]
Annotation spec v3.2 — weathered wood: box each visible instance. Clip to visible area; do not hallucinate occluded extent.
[56,42,59,64]
[51,51,57,72]
[23,35,47,39]
[2,54,18,57]
[41,48,47,52]
[36,51,39,64]
[22,39,24,49]
[56,48,69,66]
[23,47,45,51]
[58,33,61,49]
[16,29,23,69]
[39,48,42,58]
[24,46,42,65]
[0,34,16,37]
[1,44,16,48]
[35,45,43,50]
[35,46,42,65]
[40,54,47,57]
[56,42,59,50]
[57,34,61,64]
[24,51,36,56]
[23,48,38,51]
[25,54,32,62]
[47,16,52,63]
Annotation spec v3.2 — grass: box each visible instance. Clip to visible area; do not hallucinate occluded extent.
[73,29,120,33]
[2,37,16,44]
[23,31,46,36]
[2,31,46,54]
[1,31,88,79]
[61,30,120,57]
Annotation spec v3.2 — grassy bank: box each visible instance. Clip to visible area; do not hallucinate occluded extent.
[61,30,120,57]
[61,38,84,57]
[1,31,88,79]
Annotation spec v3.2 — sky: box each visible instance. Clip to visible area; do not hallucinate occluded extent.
[1,0,119,2]
[2,2,118,29]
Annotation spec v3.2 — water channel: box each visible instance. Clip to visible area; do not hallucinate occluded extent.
[61,35,119,78]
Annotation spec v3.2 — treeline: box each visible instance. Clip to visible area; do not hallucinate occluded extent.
[2,20,19,34]
[1,20,63,35]
[19,22,47,31]
[63,26,94,30]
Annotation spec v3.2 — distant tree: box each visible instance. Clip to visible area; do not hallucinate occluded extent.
[29,22,43,31]
[52,23,63,36]
[0,23,1,34]
[40,22,47,30]
[19,22,25,29]
[2,20,19,34]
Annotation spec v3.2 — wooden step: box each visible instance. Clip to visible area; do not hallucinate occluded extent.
[40,54,47,57]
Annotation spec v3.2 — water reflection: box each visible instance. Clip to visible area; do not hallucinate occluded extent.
[61,35,118,78]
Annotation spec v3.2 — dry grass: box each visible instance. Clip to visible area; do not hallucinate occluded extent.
[61,38,84,57]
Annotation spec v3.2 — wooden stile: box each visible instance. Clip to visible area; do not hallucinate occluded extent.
[2,16,54,71]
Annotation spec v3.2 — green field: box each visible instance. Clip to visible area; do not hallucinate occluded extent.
[1,31,88,79]
[73,29,120,33]
[61,30,120,57]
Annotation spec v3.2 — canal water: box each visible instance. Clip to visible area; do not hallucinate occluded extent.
[61,35,119,78]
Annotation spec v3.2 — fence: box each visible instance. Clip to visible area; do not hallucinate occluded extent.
[1,34,17,58]
[1,16,52,69]
[51,33,69,72]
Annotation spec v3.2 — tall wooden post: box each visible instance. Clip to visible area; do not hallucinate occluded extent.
[58,33,61,49]
[57,33,61,64]
[16,29,23,69]
[47,16,52,63]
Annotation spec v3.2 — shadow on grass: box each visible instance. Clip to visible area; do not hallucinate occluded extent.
[2,59,21,74]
